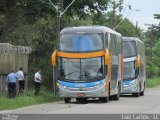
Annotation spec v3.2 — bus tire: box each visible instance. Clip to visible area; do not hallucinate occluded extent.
[100,97,109,103]
[133,82,141,97]
[64,98,71,103]
[140,82,145,96]
[132,93,140,97]
[140,91,144,96]
[76,98,87,103]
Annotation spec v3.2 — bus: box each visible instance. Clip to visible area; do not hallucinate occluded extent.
[52,26,123,103]
[122,37,146,97]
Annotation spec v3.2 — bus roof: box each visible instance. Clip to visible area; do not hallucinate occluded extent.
[122,37,144,44]
[60,26,121,36]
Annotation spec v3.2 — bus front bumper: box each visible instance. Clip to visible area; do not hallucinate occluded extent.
[121,79,139,94]
[58,84,107,98]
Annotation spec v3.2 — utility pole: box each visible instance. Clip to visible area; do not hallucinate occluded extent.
[110,0,131,29]
[47,0,76,95]
[136,21,138,37]
[114,9,140,30]
[112,2,116,29]
[48,0,75,49]
[56,0,62,49]
[110,1,122,29]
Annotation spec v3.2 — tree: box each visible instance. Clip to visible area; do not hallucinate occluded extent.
[63,0,110,18]
[92,11,142,37]
[0,0,145,88]
[0,0,113,89]
[108,0,124,28]
[154,14,160,19]
[145,14,160,78]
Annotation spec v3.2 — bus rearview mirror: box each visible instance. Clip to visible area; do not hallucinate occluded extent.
[105,49,109,65]
[52,50,57,66]
[136,54,141,68]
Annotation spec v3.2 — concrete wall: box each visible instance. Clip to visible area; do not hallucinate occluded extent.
[0,43,31,94]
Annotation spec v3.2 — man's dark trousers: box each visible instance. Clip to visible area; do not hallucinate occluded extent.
[34,81,41,96]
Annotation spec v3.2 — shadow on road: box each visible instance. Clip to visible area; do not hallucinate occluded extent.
[68,98,119,104]
[120,94,135,97]
[64,94,140,104]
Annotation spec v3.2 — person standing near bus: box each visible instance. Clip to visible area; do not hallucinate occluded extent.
[16,67,25,95]
[6,70,18,98]
[34,69,42,96]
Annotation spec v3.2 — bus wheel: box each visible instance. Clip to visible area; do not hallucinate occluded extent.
[100,97,109,103]
[140,91,144,96]
[140,82,145,96]
[132,92,140,97]
[132,83,141,97]
[76,98,87,103]
[64,98,71,103]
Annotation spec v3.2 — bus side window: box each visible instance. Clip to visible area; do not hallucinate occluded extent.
[110,33,119,81]
[117,35,122,54]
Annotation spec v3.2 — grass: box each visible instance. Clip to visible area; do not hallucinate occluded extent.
[0,77,159,110]
[0,90,61,110]
[146,77,160,88]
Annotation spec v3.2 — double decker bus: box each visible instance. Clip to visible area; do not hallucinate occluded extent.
[122,37,146,97]
[52,26,123,103]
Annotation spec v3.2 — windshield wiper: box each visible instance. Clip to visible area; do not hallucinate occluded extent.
[62,71,79,80]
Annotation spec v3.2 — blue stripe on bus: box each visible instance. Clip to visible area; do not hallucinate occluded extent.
[123,80,133,85]
[58,80,105,88]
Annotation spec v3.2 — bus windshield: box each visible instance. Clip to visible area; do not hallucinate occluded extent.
[57,57,104,82]
[123,41,137,58]
[59,33,103,52]
[124,61,135,80]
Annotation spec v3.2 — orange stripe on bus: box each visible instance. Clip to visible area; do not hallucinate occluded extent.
[57,51,105,58]
[121,53,124,80]
[107,53,112,82]
[106,53,112,96]
[106,81,110,96]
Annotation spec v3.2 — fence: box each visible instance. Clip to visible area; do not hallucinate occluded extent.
[0,43,32,94]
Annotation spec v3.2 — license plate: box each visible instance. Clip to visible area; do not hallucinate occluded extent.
[77,93,85,97]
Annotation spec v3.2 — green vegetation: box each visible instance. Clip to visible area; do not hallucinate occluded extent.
[0,0,143,89]
[0,0,160,87]
[0,90,60,110]
[1,77,159,111]
[146,77,160,88]
[145,14,160,79]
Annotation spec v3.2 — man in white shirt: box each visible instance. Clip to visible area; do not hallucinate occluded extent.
[16,67,25,95]
[34,69,42,96]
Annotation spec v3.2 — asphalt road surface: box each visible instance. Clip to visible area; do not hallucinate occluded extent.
[1,87,160,114]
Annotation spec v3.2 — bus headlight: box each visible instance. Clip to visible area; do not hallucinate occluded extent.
[130,80,137,85]
[94,82,106,89]
[129,80,137,87]
[129,80,138,90]
[59,85,67,89]
[56,82,59,87]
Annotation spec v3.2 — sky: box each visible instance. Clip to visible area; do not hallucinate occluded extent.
[118,0,160,30]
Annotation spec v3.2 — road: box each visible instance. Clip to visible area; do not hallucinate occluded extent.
[1,87,160,114]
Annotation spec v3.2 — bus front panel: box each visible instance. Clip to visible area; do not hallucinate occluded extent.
[57,57,108,98]
[122,61,139,93]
